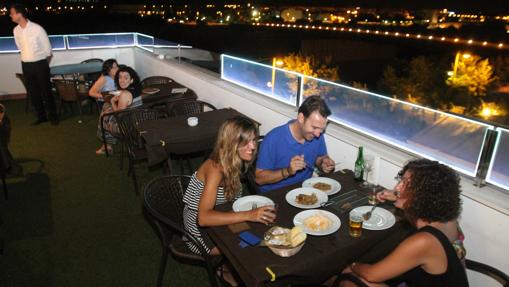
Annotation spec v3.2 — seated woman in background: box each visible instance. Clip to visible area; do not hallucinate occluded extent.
[88,59,119,107]
[95,66,142,154]
[339,159,469,287]
[183,116,276,255]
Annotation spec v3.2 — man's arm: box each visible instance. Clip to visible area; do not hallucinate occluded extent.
[38,26,52,59]
[255,155,306,185]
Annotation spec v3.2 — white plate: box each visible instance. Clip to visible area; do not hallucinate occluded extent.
[302,177,341,195]
[232,195,274,212]
[351,206,396,231]
[285,187,328,209]
[293,209,341,236]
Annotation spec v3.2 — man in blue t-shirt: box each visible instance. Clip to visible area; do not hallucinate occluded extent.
[255,96,336,193]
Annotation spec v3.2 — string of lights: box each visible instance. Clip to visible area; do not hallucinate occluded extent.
[253,22,507,50]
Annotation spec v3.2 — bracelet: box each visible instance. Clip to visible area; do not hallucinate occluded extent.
[281,168,287,179]
[287,166,292,176]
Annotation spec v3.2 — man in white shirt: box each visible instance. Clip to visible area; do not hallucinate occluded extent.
[10,3,58,125]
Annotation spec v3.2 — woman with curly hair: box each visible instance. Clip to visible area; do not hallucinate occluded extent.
[339,159,469,287]
[183,116,276,256]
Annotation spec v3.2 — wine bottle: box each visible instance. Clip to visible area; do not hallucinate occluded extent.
[354,146,364,181]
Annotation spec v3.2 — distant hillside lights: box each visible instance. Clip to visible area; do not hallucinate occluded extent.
[253,22,507,50]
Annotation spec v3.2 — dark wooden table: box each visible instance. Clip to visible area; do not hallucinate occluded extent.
[140,82,197,105]
[208,171,412,287]
[138,108,255,167]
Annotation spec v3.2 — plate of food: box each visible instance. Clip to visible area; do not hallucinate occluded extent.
[293,209,341,236]
[350,206,396,231]
[232,195,274,212]
[285,187,328,209]
[302,177,341,195]
[142,87,161,95]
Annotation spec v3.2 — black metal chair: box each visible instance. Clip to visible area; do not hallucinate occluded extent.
[143,175,223,287]
[167,99,217,117]
[466,259,509,286]
[141,76,173,88]
[80,58,103,84]
[15,73,30,113]
[114,108,160,195]
[331,259,509,287]
[53,79,90,123]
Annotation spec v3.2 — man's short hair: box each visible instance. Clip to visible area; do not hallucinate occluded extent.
[298,96,331,119]
[10,3,29,19]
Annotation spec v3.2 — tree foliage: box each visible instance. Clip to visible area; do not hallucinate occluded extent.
[446,54,496,97]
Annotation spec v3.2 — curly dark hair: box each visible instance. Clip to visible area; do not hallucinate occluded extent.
[114,66,141,97]
[398,159,462,223]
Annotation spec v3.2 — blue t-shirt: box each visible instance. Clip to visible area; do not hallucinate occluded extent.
[256,121,327,193]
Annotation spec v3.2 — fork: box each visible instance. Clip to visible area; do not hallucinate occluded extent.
[363,203,377,221]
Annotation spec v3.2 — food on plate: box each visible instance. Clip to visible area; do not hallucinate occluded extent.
[296,193,318,205]
[304,213,332,231]
[312,182,332,192]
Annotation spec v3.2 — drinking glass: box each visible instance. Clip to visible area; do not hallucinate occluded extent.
[360,155,374,188]
[349,210,363,238]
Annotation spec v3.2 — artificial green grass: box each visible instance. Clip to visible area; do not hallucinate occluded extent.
[0,100,209,287]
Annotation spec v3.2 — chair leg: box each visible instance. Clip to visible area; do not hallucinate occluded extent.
[129,159,139,195]
[2,174,7,200]
[156,250,169,287]
[76,101,83,123]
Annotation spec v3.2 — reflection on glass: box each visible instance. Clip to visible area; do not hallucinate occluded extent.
[67,33,135,49]
[302,77,492,176]
[221,55,298,106]
[487,129,509,190]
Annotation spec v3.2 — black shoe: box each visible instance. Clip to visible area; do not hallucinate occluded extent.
[50,119,59,126]
[32,118,48,125]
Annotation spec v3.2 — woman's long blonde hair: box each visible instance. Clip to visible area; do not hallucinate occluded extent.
[209,116,258,201]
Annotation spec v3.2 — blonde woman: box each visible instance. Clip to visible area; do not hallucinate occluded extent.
[183,116,276,256]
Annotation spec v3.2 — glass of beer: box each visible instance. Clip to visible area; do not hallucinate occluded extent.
[349,211,363,238]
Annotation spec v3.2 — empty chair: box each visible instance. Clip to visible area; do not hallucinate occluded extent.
[53,79,90,122]
[80,58,103,84]
[141,76,173,88]
[15,73,30,113]
[143,175,223,287]
[114,108,161,195]
[167,99,217,117]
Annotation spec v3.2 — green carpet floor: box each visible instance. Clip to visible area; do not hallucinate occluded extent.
[0,100,209,286]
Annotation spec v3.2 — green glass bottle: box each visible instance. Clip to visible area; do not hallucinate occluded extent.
[354,146,364,181]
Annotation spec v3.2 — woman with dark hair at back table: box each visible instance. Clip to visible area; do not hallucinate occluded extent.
[88,59,119,108]
[95,66,142,155]
[338,159,469,287]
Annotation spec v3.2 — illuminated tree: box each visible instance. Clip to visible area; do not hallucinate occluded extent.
[446,54,496,97]
[277,53,339,97]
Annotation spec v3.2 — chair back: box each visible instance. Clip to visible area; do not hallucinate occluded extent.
[466,259,509,286]
[80,58,103,83]
[141,76,173,88]
[81,58,103,64]
[114,108,159,152]
[143,175,220,287]
[167,100,217,117]
[53,79,80,101]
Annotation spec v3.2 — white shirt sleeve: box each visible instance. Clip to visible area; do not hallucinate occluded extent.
[38,26,52,58]
[12,27,20,50]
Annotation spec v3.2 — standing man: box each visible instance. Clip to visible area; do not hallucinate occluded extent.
[10,3,59,125]
[255,96,336,192]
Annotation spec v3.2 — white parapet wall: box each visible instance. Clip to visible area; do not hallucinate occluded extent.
[134,48,509,286]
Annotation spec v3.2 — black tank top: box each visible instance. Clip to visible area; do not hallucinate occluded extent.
[389,225,469,287]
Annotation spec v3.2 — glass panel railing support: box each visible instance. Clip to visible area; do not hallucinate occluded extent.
[486,128,509,190]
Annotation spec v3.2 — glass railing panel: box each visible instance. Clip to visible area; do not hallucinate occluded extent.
[302,77,493,176]
[221,54,299,106]
[49,35,66,50]
[0,37,18,53]
[135,33,154,53]
[487,128,509,190]
[66,33,135,49]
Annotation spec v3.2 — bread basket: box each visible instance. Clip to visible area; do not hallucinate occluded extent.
[264,227,305,257]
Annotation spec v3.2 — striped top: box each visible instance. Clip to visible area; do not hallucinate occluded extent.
[183,172,241,254]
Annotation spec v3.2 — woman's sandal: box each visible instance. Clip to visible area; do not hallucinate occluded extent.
[216,265,240,287]
[95,145,113,155]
